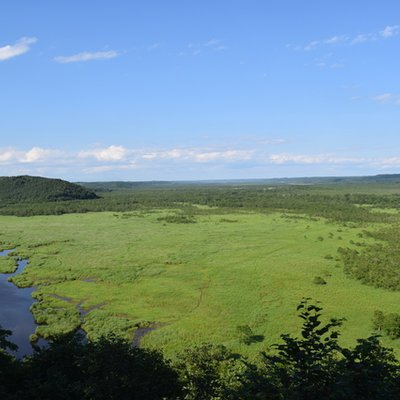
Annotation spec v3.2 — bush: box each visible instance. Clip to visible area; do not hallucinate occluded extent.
[373,310,400,339]
[157,214,196,224]
[236,325,254,345]
[313,276,327,285]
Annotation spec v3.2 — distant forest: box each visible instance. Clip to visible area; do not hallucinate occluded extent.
[1,175,400,223]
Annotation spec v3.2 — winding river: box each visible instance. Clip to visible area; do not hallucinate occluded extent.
[0,249,42,357]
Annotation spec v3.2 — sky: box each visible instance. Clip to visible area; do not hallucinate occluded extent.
[1,1,400,181]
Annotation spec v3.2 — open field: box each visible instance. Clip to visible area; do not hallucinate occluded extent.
[2,206,400,358]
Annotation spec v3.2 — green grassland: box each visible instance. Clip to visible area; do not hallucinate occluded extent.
[0,255,17,273]
[2,208,400,358]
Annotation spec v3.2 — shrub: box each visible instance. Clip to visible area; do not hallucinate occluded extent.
[372,310,400,339]
[157,214,196,224]
[236,325,254,345]
[313,276,327,285]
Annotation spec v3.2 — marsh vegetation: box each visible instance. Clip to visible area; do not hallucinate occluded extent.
[1,177,400,357]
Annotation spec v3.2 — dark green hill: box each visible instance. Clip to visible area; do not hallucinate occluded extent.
[0,176,99,204]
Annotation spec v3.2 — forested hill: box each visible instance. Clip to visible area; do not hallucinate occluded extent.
[0,176,99,204]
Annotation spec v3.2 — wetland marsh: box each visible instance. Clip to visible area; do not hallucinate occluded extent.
[1,187,400,358]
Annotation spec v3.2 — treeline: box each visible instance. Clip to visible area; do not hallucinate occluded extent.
[0,194,140,217]
[339,226,400,290]
[1,183,400,223]
[1,300,400,399]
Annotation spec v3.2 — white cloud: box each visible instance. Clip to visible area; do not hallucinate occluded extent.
[266,154,400,169]
[79,145,129,161]
[194,150,253,162]
[297,24,399,51]
[351,33,373,44]
[331,62,344,69]
[83,163,138,173]
[148,42,161,50]
[182,38,227,56]
[0,147,60,164]
[204,38,221,47]
[380,25,400,38]
[372,93,393,103]
[21,147,59,163]
[314,57,344,69]
[54,50,119,63]
[304,41,319,51]
[141,148,253,163]
[324,35,347,44]
[214,45,227,51]
[371,93,400,105]
[258,138,287,145]
[268,153,365,165]
[0,37,37,61]
[268,138,286,144]
[377,157,400,166]
[267,153,400,169]
[0,149,19,162]
[6,144,400,178]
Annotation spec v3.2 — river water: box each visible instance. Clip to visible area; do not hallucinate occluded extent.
[0,249,40,357]
[1,249,154,356]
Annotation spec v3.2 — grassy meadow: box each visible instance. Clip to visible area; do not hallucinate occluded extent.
[1,207,400,358]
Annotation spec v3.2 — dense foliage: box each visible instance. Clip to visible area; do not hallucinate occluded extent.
[1,301,400,399]
[0,176,98,205]
[339,226,400,290]
[373,310,400,339]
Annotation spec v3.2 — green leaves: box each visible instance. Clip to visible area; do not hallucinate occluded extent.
[1,300,400,399]
[0,326,18,352]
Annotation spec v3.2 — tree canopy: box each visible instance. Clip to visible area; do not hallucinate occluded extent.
[0,175,98,205]
[1,300,399,399]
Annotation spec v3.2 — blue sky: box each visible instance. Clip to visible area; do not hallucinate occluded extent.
[1,1,400,181]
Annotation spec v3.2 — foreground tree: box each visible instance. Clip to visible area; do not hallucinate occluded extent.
[338,336,400,399]
[1,301,400,399]
[0,326,19,399]
[252,299,400,400]
[175,343,252,400]
[17,333,180,400]
[80,335,180,400]
[259,299,344,399]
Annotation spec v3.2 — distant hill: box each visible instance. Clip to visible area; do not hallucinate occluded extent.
[0,176,99,204]
[79,174,400,191]
[78,180,176,192]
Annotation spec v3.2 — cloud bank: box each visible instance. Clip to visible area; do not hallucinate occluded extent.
[2,143,400,180]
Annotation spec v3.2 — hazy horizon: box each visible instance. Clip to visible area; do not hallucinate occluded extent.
[3,171,398,184]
